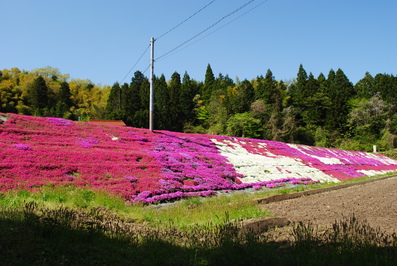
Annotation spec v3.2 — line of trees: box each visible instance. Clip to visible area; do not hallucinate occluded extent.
[105,64,397,151]
[1,65,396,151]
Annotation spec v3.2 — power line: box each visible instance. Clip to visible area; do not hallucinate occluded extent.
[156,0,255,62]
[157,0,269,62]
[120,44,150,84]
[121,0,262,82]
[155,0,217,41]
[121,1,217,83]
[143,64,150,75]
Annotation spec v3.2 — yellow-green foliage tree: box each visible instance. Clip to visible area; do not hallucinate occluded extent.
[0,66,109,120]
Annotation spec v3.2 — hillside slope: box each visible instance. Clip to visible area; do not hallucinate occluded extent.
[1,113,397,203]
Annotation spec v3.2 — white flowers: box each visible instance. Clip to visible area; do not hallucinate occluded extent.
[211,137,397,183]
[212,139,340,183]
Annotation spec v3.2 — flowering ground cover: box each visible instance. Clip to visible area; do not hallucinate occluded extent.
[1,113,397,203]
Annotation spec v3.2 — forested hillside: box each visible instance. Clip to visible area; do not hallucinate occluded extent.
[1,65,396,151]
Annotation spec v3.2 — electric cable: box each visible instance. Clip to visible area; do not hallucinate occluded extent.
[121,1,217,82]
[143,64,150,75]
[156,0,255,62]
[155,0,216,41]
[157,0,269,62]
[120,44,150,83]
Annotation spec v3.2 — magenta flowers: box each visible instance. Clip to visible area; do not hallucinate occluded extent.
[11,143,32,150]
[2,113,397,204]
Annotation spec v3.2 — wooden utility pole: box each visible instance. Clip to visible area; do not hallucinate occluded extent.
[149,37,155,132]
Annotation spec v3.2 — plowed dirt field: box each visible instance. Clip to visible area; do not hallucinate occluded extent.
[262,176,397,238]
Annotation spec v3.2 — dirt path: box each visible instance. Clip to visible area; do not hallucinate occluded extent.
[262,176,397,235]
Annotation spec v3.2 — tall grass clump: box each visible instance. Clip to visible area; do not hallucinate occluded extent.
[290,215,397,265]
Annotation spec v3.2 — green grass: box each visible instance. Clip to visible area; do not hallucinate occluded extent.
[141,193,272,227]
[380,149,397,160]
[0,185,129,211]
[0,180,350,228]
[0,200,396,265]
[0,185,272,227]
[1,173,395,228]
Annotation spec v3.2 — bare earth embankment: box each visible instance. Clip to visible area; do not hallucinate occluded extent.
[262,176,397,238]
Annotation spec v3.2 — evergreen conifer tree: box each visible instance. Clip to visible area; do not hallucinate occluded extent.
[202,64,215,103]
[54,81,73,118]
[154,74,170,129]
[29,76,49,114]
[374,74,397,106]
[106,83,124,119]
[58,81,73,108]
[124,71,147,126]
[180,72,198,126]
[355,72,375,99]
[227,79,254,114]
[255,69,278,105]
[169,71,182,131]
[325,69,354,130]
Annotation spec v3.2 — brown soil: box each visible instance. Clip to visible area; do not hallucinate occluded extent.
[259,175,397,239]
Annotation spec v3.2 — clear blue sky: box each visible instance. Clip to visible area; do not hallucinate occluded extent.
[1,0,396,86]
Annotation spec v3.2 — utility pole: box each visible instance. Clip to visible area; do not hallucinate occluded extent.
[149,37,155,132]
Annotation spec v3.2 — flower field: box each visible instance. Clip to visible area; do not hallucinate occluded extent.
[1,113,397,203]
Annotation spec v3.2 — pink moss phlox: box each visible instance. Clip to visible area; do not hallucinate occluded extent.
[47,117,73,126]
[0,114,164,198]
[148,132,245,198]
[76,137,100,148]
[3,113,397,204]
[132,176,320,203]
[125,176,138,183]
[12,143,32,151]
